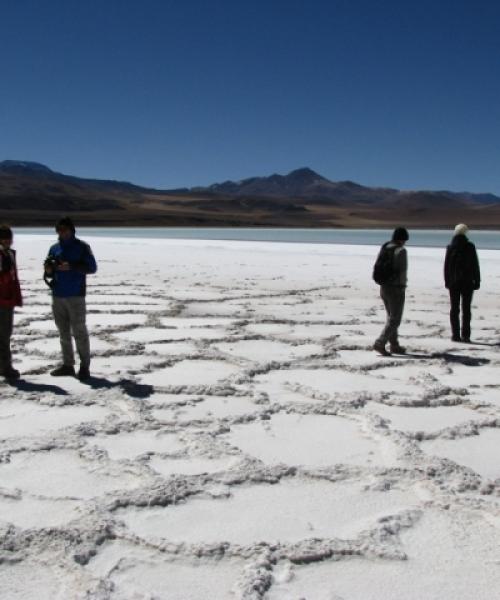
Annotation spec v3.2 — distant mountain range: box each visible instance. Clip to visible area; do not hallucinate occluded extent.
[1,160,499,227]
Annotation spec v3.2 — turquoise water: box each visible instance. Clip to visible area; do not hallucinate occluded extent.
[16,227,500,250]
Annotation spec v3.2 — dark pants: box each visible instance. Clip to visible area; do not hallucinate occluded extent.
[0,307,14,372]
[449,287,473,340]
[377,285,406,345]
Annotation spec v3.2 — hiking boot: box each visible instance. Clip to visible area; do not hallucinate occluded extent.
[50,365,75,377]
[78,365,90,381]
[451,335,461,342]
[373,341,391,356]
[461,337,471,344]
[1,366,20,380]
[390,343,406,354]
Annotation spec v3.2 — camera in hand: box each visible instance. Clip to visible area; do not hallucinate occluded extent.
[44,256,62,275]
[43,256,63,287]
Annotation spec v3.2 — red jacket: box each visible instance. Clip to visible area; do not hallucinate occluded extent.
[0,247,22,308]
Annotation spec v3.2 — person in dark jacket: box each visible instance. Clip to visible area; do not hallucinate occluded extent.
[444,224,480,343]
[44,217,97,380]
[0,224,22,380]
[374,227,409,356]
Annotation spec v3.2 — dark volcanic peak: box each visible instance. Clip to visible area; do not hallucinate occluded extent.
[0,159,154,193]
[285,167,327,183]
[198,168,500,208]
[205,167,333,198]
[0,160,53,174]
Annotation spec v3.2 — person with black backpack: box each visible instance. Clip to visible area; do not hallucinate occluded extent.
[373,227,409,356]
[444,224,480,343]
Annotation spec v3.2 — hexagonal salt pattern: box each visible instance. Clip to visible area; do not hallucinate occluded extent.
[2,235,499,599]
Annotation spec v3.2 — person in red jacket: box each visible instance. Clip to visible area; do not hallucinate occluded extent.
[0,224,22,380]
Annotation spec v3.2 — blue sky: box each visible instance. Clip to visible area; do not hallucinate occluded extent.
[1,0,499,192]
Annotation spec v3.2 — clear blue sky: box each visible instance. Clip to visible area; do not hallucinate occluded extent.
[1,0,499,192]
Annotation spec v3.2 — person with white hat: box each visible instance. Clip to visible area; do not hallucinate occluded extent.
[444,224,480,342]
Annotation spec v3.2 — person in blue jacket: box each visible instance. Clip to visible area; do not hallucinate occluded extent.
[44,217,97,380]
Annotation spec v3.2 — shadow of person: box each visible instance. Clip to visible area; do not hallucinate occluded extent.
[7,378,68,395]
[432,353,491,366]
[81,375,154,399]
[381,351,492,364]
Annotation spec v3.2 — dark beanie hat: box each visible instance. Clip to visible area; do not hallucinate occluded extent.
[0,224,13,239]
[392,227,409,242]
[55,216,76,233]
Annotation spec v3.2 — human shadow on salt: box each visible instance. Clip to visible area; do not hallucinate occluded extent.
[7,378,68,396]
[435,353,490,367]
[81,376,154,398]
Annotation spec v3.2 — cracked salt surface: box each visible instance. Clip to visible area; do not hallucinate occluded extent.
[0,399,109,439]
[245,322,293,336]
[422,428,500,480]
[253,368,421,401]
[0,561,79,600]
[144,392,202,406]
[160,316,237,328]
[89,302,163,313]
[146,341,199,355]
[365,402,483,433]
[186,301,253,317]
[334,349,386,367]
[90,429,184,460]
[89,293,165,305]
[91,354,164,375]
[149,455,240,477]
[225,413,397,468]
[0,496,82,529]
[214,339,324,362]
[115,325,228,343]
[0,450,142,498]
[2,236,500,599]
[438,364,500,386]
[267,510,500,600]
[30,312,147,331]
[24,335,115,355]
[140,359,240,386]
[118,477,418,545]
[469,387,500,407]
[85,538,248,599]
[94,553,243,600]
[158,395,260,422]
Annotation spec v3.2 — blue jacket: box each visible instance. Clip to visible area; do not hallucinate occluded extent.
[46,236,97,297]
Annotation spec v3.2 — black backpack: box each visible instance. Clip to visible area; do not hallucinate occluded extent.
[373,243,396,285]
[447,245,467,286]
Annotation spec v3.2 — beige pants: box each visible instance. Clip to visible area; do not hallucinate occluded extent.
[52,296,90,368]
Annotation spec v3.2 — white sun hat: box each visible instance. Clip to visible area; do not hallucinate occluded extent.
[454,223,468,236]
